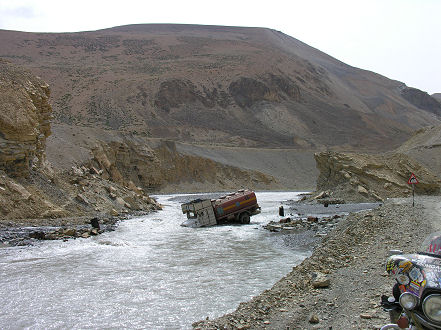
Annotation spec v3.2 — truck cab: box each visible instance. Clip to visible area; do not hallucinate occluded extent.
[181,199,217,227]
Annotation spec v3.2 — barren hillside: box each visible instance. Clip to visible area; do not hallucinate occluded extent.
[0,60,280,222]
[1,24,440,153]
[396,124,441,176]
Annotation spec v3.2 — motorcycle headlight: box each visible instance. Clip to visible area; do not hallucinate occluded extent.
[422,294,441,322]
[399,292,418,310]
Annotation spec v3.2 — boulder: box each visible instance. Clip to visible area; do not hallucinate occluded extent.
[6,180,31,200]
[309,314,320,324]
[307,216,318,223]
[357,185,369,195]
[75,193,90,205]
[29,231,45,239]
[311,272,330,288]
[115,197,126,206]
[63,228,76,236]
[71,166,84,176]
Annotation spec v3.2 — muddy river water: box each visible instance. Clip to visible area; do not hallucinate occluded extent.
[0,192,312,329]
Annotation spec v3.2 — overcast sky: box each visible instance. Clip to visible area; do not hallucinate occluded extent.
[0,0,440,94]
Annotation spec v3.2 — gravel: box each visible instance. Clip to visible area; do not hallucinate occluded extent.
[193,196,440,329]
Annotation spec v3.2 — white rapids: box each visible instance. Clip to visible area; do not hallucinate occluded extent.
[0,191,312,329]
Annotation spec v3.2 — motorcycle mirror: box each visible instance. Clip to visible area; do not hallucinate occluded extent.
[388,249,403,256]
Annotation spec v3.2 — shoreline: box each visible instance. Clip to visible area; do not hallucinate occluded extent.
[0,210,156,247]
[2,195,437,328]
[194,196,438,329]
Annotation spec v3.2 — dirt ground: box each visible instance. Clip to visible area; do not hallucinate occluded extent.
[194,195,441,329]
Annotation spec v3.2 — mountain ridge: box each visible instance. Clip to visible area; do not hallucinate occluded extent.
[1,23,439,155]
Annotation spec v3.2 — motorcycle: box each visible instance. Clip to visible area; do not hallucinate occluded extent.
[381,232,441,329]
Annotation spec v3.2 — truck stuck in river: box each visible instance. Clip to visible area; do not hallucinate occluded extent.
[181,189,261,227]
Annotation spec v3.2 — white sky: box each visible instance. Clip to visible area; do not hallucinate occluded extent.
[0,0,440,94]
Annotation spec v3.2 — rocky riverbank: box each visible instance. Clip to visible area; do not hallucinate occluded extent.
[0,211,154,247]
[264,200,382,236]
[194,196,439,329]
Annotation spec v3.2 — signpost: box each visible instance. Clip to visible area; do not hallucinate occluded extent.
[407,173,419,207]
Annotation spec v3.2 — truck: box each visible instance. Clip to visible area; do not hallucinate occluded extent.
[181,189,261,227]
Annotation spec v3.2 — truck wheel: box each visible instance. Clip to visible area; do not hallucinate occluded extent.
[239,213,250,224]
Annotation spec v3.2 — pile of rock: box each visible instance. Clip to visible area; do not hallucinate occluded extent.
[264,214,341,236]
[31,226,101,241]
[0,217,118,246]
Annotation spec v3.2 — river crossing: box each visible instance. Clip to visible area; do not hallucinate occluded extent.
[0,191,312,329]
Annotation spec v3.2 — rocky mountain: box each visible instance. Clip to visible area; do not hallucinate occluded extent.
[432,93,441,102]
[0,24,440,154]
[0,59,282,221]
[0,60,162,221]
[2,24,441,197]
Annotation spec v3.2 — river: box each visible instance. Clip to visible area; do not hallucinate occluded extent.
[0,191,312,329]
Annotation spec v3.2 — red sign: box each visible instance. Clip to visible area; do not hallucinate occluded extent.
[408,173,419,184]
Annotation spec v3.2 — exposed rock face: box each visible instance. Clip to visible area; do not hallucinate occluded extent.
[401,87,441,115]
[0,59,52,176]
[227,75,301,108]
[153,141,277,192]
[90,140,161,191]
[154,79,230,111]
[89,139,278,193]
[433,93,441,102]
[0,61,162,222]
[314,151,440,201]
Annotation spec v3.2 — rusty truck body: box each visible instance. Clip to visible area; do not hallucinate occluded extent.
[181,189,261,227]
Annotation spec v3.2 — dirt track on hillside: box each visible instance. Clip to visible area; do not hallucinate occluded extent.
[194,196,441,329]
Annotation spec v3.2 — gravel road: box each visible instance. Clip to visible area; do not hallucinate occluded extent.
[194,195,441,329]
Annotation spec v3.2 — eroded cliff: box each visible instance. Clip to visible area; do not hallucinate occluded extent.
[313,151,441,202]
[0,61,161,222]
[0,60,280,223]
[0,59,51,176]
[89,139,279,193]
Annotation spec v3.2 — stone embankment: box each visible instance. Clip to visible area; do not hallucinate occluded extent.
[194,196,437,329]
